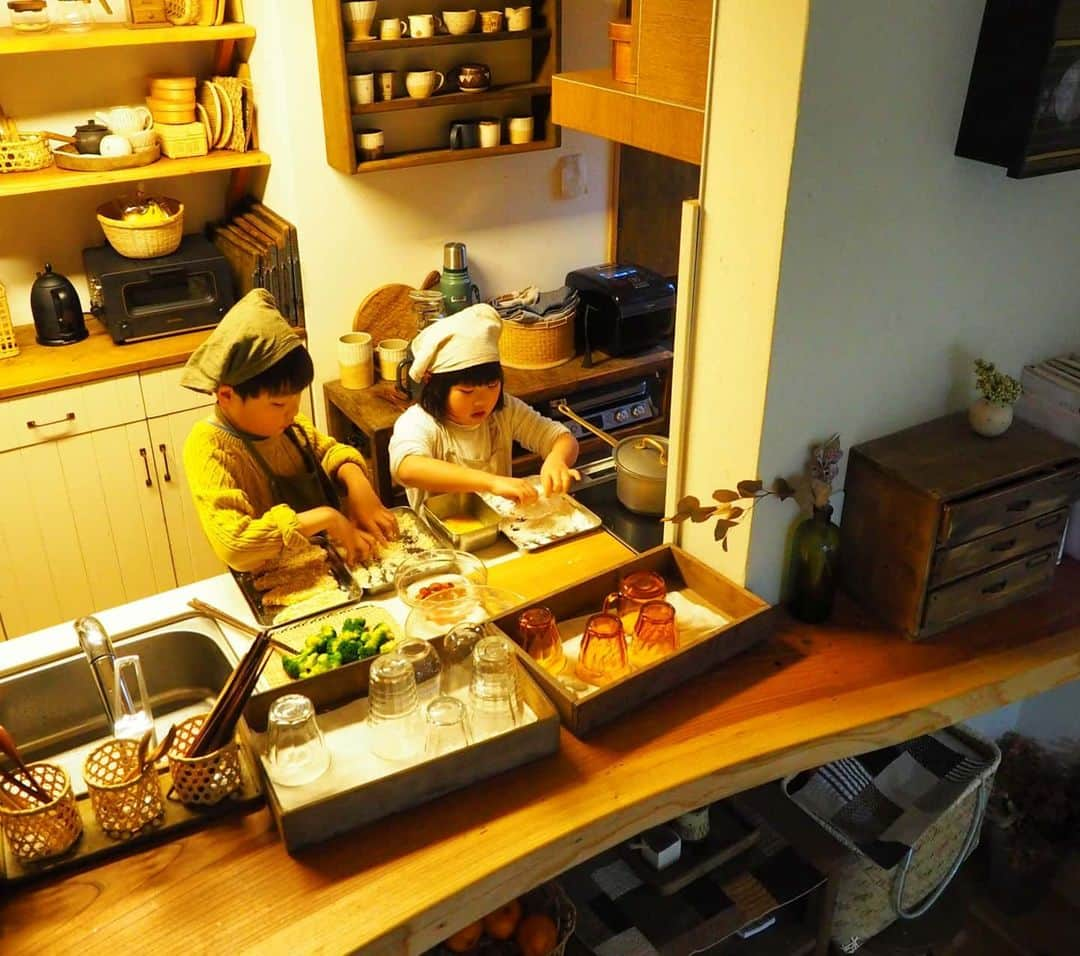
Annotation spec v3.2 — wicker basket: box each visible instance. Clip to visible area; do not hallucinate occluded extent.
[83,738,166,839]
[168,714,242,806]
[0,279,18,359]
[499,315,576,371]
[0,106,53,174]
[0,763,82,863]
[434,882,576,955]
[96,197,184,259]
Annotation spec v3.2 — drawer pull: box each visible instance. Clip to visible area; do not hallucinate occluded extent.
[1035,514,1064,530]
[1006,498,1032,512]
[982,579,1008,595]
[139,447,153,488]
[26,412,75,429]
[1027,552,1052,569]
[989,538,1016,552]
[157,443,172,482]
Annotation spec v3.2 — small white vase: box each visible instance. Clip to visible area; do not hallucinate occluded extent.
[969,398,1013,437]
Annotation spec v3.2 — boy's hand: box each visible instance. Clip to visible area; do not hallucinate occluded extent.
[540,458,581,497]
[324,510,375,565]
[489,475,540,505]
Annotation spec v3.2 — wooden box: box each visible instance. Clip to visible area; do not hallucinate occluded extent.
[241,651,559,853]
[491,545,775,736]
[840,412,1080,639]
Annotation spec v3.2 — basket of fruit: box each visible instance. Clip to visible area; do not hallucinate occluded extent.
[437,882,576,956]
[96,194,184,259]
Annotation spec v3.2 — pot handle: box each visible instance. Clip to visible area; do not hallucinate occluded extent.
[634,436,668,467]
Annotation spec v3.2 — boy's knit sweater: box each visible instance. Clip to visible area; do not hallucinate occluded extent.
[182,411,367,572]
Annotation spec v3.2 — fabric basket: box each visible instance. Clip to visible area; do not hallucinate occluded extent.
[783,724,1000,953]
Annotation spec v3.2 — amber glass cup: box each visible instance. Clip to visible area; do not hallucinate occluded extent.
[575,612,630,686]
[518,606,566,675]
[629,600,678,669]
[603,570,666,633]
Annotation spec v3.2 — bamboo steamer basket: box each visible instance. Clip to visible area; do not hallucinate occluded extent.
[499,314,576,370]
[96,196,184,259]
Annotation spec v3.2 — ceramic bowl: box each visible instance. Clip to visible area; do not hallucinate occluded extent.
[443,9,477,34]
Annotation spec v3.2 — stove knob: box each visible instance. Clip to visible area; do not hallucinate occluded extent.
[631,403,647,417]
[614,409,629,423]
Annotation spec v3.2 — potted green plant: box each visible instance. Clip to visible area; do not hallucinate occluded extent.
[970,358,1022,437]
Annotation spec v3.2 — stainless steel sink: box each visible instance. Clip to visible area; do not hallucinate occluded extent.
[0,614,240,793]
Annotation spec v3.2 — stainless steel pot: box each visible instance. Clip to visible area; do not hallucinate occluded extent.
[554,402,668,516]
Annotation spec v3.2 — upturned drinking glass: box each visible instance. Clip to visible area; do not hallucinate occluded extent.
[367,653,423,761]
[468,635,520,739]
[629,600,678,669]
[441,621,487,694]
[603,570,667,632]
[575,612,630,686]
[424,696,472,757]
[517,606,566,675]
[395,638,442,712]
[266,694,331,787]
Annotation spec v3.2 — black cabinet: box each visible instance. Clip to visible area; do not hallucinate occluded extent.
[956,0,1080,177]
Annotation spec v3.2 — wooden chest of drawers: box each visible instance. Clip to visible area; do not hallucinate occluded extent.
[839,412,1080,638]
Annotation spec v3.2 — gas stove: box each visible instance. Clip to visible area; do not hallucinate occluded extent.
[571,458,665,554]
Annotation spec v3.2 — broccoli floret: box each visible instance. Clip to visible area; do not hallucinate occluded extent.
[340,616,367,636]
[281,654,304,679]
[335,636,363,664]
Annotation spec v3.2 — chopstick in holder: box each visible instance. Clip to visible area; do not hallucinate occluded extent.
[188,598,264,639]
[0,768,43,808]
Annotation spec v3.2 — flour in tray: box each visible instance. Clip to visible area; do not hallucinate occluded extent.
[498,493,599,549]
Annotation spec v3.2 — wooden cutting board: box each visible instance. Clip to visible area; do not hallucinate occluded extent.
[352,283,417,342]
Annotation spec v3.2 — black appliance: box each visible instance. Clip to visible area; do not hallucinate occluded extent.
[565,263,675,367]
[30,263,88,346]
[83,234,235,345]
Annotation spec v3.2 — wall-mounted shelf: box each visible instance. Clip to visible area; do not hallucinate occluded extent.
[0,22,255,56]
[0,150,270,199]
[312,0,560,174]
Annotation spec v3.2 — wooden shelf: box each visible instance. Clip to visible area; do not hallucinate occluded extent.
[0,22,255,56]
[0,150,270,198]
[353,138,554,173]
[351,82,550,115]
[345,27,549,53]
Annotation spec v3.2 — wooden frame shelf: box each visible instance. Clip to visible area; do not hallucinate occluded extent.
[354,139,552,173]
[0,150,271,198]
[351,82,550,115]
[345,27,550,53]
[0,22,254,56]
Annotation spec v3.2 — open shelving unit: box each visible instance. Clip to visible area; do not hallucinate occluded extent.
[312,0,560,174]
[0,21,254,55]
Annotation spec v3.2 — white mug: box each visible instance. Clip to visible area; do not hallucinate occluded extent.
[478,118,501,148]
[407,13,440,38]
[507,115,533,144]
[405,69,445,99]
[376,338,410,381]
[338,332,374,389]
[379,17,408,39]
[96,105,152,134]
[349,73,375,105]
[504,5,530,30]
[356,128,385,161]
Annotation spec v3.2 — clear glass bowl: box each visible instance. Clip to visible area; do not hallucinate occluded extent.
[394,549,488,609]
[404,585,526,642]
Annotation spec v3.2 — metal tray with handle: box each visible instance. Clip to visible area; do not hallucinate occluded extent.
[495,492,605,552]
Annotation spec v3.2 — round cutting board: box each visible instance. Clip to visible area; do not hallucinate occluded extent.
[352,283,418,343]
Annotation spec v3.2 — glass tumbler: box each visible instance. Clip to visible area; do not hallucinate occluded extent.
[266,694,331,787]
[575,612,630,686]
[517,606,566,675]
[629,600,678,669]
[604,570,667,633]
[55,0,92,31]
[441,621,487,694]
[395,638,442,712]
[424,695,472,757]
[468,635,520,740]
[367,654,424,761]
[112,655,156,747]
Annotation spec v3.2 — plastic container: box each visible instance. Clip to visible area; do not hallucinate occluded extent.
[6,0,50,32]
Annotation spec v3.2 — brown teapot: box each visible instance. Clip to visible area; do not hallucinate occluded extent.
[73,119,110,154]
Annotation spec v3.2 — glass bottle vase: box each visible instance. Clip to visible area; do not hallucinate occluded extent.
[788,504,841,624]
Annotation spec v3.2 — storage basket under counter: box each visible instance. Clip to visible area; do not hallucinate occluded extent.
[840,412,1080,639]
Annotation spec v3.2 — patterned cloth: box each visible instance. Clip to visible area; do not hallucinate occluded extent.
[785,730,997,869]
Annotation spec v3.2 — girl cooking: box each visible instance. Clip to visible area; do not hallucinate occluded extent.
[389,304,581,510]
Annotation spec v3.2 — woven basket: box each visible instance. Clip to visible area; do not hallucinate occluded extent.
[83,738,166,838]
[0,280,18,359]
[0,106,53,174]
[168,714,242,806]
[0,763,82,863]
[96,198,184,259]
[499,315,575,371]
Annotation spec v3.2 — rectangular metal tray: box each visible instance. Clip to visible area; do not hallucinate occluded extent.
[496,493,604,552]
[229,535,362,628]
[347,505,452,594]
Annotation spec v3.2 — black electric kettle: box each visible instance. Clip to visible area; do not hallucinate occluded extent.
[30,263,87,346]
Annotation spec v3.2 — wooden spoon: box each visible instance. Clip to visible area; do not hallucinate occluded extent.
[0,724,52,803]
[144,724,177,771]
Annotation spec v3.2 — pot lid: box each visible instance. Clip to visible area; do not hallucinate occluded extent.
[615,435,668,480]
[75,119,110,133]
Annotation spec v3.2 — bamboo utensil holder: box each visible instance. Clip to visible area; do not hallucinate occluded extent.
[0,104,53,174]
[83,738,165,838]
[0,764,82,863]
[168,714,242,806]
[0,279,18,359]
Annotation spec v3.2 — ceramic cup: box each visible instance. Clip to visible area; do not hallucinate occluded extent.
[343,0,378,39]
[407,13,440,38]
[96,105,152,134]
[356,128,385,161]
[505,4,530,30]
[124,128,158,150]
[507,114,534,144]
[376,338,410,381]
[376,70,397,101]
[478,117,501,148]
[349,72,376,106]
[378,17,408,39]
[480,9,503,32]
[456,62,491,92]
[338,332,374,389]
[405,69,445,99]
[442,9,476,34]
[449,119,479,150]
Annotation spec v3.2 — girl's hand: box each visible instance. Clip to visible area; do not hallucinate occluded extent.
[540,458,581,497]
[489,475,540,505]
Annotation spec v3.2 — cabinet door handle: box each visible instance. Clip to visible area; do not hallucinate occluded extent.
[982,579,1008,595]
[1006,498,1031,512]
[157,443,172,482]
[139,447,153,488]
[26,412,75,429]
[989,538,1016,552]
[1035,513,1063,530]
[1027,552,1052,569]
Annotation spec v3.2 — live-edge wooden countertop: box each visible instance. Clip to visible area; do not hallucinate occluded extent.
[3,537,1080,956]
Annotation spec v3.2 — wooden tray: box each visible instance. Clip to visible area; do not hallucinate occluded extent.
[0,742,263,886]
[491,545,777,736]
[241,653,560,853]
[52,142,161,171]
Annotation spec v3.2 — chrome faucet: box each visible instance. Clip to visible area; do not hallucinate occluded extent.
[75,616,121,725]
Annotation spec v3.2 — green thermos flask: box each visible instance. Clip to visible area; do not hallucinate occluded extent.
[438,241,480,314]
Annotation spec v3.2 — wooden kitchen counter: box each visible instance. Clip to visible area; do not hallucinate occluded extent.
[4,549,1080,956]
